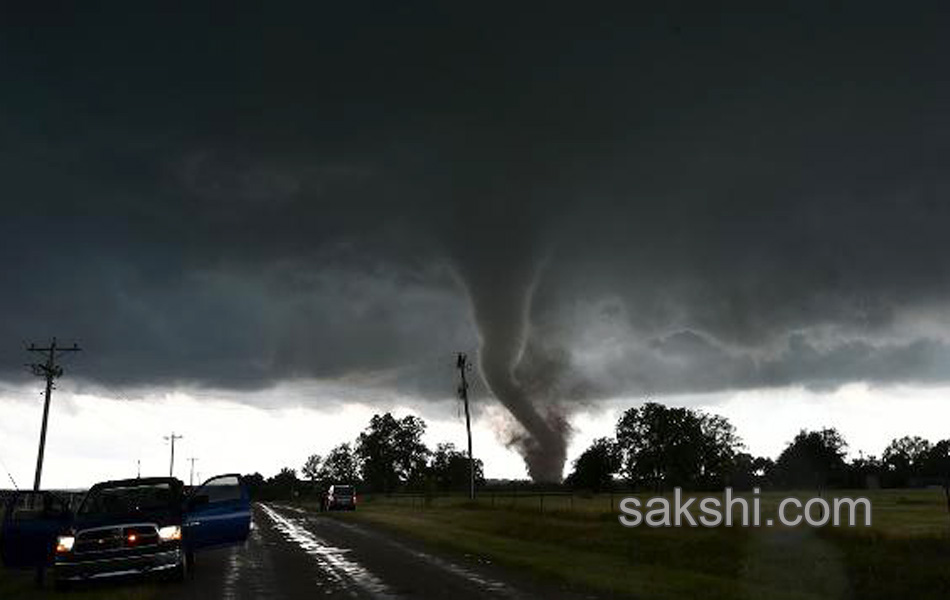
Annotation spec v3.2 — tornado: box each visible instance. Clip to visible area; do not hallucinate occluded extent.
[454,247,569,482]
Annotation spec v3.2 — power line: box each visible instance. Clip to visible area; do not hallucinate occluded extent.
[0,447,19,490]
[26,337,81,491]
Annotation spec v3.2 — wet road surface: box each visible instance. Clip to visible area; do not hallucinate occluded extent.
[170,503,611,600]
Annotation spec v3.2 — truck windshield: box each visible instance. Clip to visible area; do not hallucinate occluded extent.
[334,486,353,496]
[78,483,176,516]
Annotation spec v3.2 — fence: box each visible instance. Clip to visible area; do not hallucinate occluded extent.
[361,490,626,514]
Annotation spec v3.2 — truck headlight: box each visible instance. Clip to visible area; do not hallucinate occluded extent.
[56,535,75,554]
[158,525,182,541]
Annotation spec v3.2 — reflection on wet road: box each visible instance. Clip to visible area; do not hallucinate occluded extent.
[171,503,606,600]
[218,516,281,600]
[259,504,397,599]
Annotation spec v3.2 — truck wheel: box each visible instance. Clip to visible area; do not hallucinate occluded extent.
[170,551,190,582]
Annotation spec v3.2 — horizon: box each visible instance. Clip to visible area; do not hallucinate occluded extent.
[3,380,950,490]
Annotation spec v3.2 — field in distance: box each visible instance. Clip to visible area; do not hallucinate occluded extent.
[318,488,950,600]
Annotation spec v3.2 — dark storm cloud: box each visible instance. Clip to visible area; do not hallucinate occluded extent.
[569,328,950,399]
[2,2,950,476]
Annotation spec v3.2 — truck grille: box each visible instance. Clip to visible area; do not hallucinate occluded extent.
[74,524,160,554]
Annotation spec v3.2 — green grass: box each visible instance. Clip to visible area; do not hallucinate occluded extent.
[314,489,950,600]
[0,568,162,600]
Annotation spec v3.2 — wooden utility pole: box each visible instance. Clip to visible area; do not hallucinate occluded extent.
[456,353,475,500]
[164,432,183,477]
[27,338,81,491]
[188,457,198,487]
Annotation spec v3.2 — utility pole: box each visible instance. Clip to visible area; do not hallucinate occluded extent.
[164,433,183,477]
[456,353,475,500]
[188,457,198,487]
[27,338,81,491]
[136,459,141,479]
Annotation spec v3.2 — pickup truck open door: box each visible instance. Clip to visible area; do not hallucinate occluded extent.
[183,474,250,551]
[0,491,71,569]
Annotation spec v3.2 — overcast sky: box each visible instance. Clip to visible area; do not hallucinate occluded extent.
[2,3,950,485]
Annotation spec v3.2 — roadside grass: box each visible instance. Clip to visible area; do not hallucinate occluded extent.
[0,568,163,600]
[314,488,950,600]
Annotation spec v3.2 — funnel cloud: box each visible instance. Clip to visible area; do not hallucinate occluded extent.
[453,239,569,481]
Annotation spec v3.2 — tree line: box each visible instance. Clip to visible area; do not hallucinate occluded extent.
[244,412,484,500]
[242,402,950,500]
[566,402,950,495]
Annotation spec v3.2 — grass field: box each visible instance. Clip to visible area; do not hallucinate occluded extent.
[0,569,161,600]
[324,488,950,600]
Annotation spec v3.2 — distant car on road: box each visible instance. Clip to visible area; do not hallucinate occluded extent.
[0,474,251,589]
[324,484,356,511]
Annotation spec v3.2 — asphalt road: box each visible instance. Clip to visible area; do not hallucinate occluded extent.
[166,503,610,600]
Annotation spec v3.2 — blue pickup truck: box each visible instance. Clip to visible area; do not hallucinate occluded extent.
[0,474,250,588]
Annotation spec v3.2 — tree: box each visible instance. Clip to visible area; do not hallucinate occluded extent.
[699,413,743,487]
[726,452,773,490]
[921,440,950,518]
[429,443,485,492]
[267,467,300,500]
[242,472,266,500]
[616,402,742,491]
[302,454,323,482]
[922,439,950,482]
[882,435,933,487]
[752,456,775,482]
[356,413,431,492]
[565,437,621,492]
[393,415,430,489]
[321,443,360,483]
[847,453,882,489]
[772,428,848,489]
